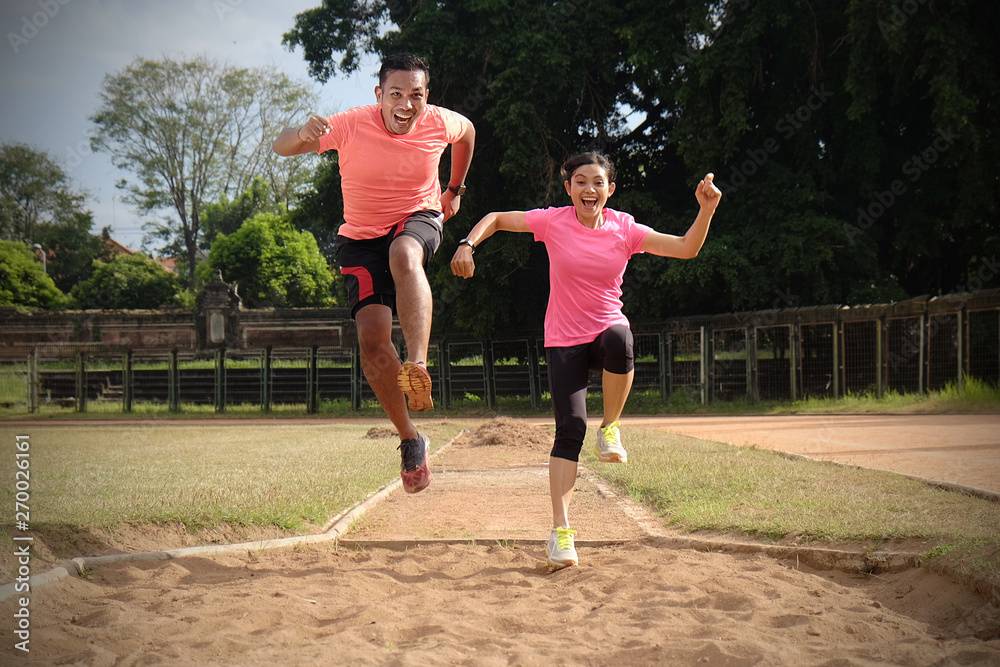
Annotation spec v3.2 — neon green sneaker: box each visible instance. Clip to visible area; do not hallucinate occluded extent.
[595,420,627,463]
[546,527,578,571]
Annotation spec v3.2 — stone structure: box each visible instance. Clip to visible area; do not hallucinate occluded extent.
[0,274,357,354]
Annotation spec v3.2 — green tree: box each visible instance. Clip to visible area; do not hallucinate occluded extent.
[37,212,116,295]
[0,240,67,309]
[839,0,1000,297]
[200,177,282,250]
[203,213,335,309]
[288,157,344,255]
[70,253,182,310]
[1,144,116,296]
[663,0,997,305]
[284,0,999,336]
[90,55,320,286]
[0,143,86,243]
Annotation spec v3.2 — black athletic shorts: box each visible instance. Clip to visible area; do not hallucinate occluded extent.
[333,210,443,318]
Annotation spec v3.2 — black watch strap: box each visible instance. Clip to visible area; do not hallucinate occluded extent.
[448,183,467,196]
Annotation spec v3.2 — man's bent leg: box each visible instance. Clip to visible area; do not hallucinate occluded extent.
[355,304,418,441]
[388,235,432,364]
[356,304,430,492]
[389,235,435,410]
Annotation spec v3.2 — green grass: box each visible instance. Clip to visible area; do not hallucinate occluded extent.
[585,427,998,543]
[0,371,27,404]
[775,377,1000,415]
[583,425,1000,590]
[0,421,475,535]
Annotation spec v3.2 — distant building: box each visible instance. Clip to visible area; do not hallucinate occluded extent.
[104,237,134,257]
[155,256,179,275]
[104,237,180,275]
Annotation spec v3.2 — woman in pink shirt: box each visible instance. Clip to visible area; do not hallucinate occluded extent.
[451,152,721,570]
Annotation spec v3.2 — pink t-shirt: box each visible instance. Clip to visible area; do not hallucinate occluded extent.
[317,104,471,239]
[524,206,652,347]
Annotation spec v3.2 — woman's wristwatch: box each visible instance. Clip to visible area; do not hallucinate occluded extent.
[458,238,475,254]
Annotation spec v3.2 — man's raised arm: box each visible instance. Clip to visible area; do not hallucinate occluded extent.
[273,115,330,156]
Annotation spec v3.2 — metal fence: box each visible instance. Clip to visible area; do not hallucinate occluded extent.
[1,290,997,414]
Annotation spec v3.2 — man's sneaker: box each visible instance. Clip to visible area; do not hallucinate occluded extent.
[595,420,627,463]
[398,433,431,494]
[546,527,578,571]
[397,361,434,411]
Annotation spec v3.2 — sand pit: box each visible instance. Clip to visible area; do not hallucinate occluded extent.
[3,417,999,665]
[6,542,1000,666]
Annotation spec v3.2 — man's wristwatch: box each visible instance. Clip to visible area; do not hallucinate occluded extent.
[458,238,475,254]
[447,183,467,196]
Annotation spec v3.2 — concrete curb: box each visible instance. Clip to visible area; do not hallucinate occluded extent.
[644,535,921,575]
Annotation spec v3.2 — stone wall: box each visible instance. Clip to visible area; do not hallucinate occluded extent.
[0,274,356,354]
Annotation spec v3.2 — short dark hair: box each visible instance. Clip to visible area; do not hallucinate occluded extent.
[379,52,430,88]
[561,152,616,182]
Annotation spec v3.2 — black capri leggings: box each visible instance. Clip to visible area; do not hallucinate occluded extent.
[546,324,634,462]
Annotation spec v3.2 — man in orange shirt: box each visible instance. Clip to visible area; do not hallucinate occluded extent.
[274,52,475,494]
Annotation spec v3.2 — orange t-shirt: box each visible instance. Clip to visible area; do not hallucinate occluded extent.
[316,104,471,239]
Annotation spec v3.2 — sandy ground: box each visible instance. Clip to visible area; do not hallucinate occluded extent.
[3,416,999,665]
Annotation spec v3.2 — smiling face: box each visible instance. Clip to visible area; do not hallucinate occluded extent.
[375,69,428,135]
[564,163,616,226]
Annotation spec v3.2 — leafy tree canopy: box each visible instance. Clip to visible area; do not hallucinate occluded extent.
[284,0,1000,338]
[0,142,87,243]
[90,55,320,286]
[37,212,117,295]
[200,177,283,250]
[202,213,336,309]
[70,253,182,310]
[0,240,68,309]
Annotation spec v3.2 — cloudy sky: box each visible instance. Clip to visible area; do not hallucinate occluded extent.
[0,0,380,250]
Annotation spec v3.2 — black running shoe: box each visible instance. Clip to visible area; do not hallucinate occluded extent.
[398,433,431,493]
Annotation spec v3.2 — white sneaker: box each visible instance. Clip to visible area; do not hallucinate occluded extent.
[546,527,578,570]
[594,420,627,463]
